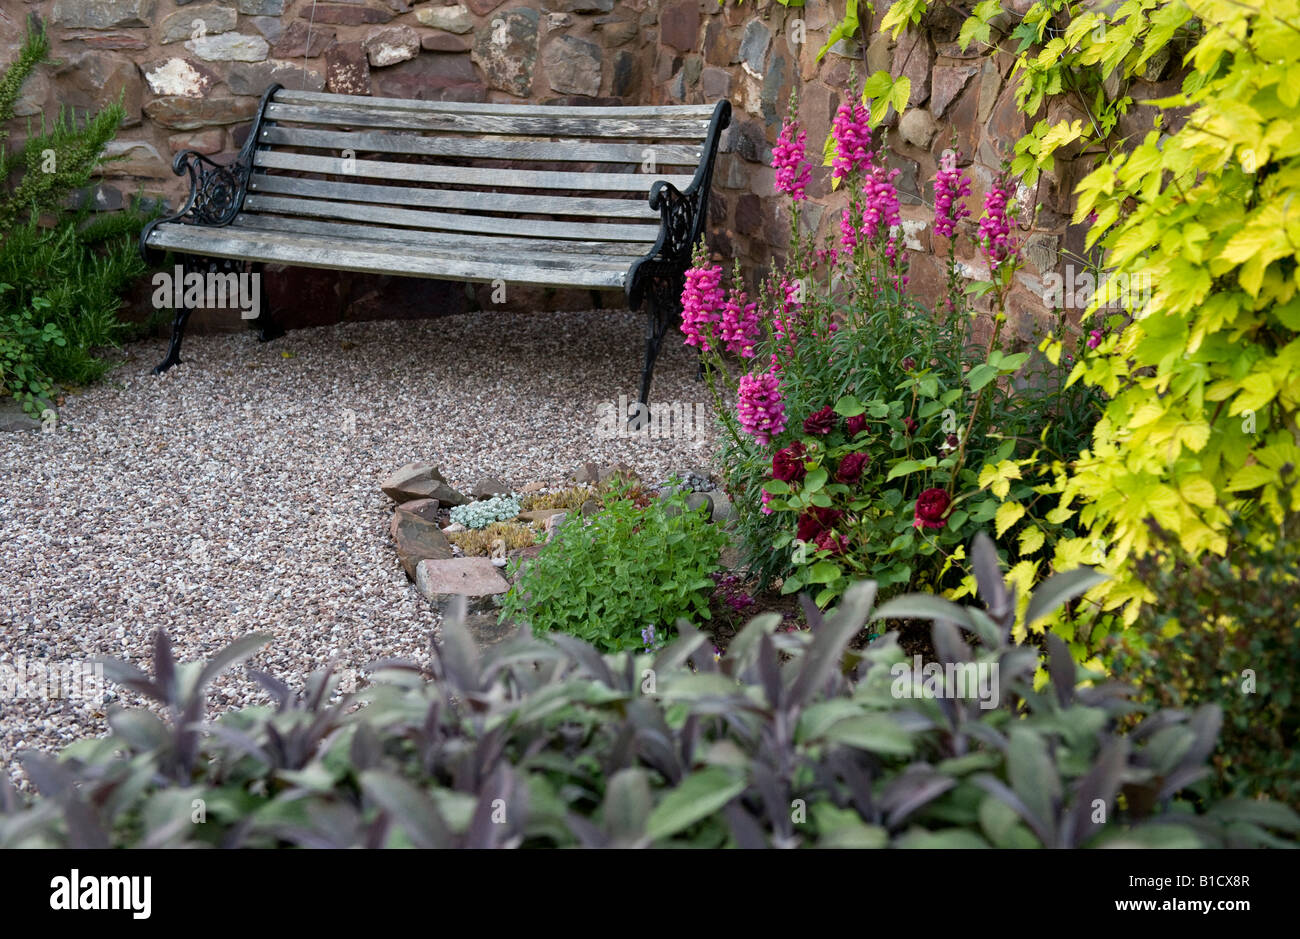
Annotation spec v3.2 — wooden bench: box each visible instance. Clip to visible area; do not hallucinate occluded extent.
[139,86,731,405]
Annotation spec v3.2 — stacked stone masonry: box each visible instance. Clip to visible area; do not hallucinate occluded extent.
[2,1,1178,332]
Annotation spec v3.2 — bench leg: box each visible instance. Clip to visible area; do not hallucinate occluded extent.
[154,257,280,373]
[153,305,194,374]
[636,294,673,412]
[635,272,685,416]
[152,254,210,374]
[247,262,284,343]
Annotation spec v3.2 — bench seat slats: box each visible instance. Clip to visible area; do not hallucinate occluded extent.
[264,103,712,140]
[247,173,662,221]
[147,222,630,288]
[241,193,661,242]
[253,149,695,194]
[139,86,731,393]
[232,213,655,257]
[259,126,704,166]
[273,90,720,121]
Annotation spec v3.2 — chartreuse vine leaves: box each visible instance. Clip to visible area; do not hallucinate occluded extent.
[1037,0,1300,635]
[838,0,1300,650]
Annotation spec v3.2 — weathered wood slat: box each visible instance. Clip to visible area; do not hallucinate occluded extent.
[191,225,630,271]
[242,193,662,242]
[260,126,704,166]
[234,213,654,257]
[247,173,662,220]
[264,103,712,139]
[147,223,629,288]
[274,89,719,121]
[253,149,694,193]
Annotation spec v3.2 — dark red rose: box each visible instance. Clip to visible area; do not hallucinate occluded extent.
[814,530,849,556]
[946,433,959,449]
[797,506,844,542]
[903,356,917,371]
[845,414,868,437]
[902,416,918,435]
[803,405,836,435]
[771,441,808,483]
[836,451,871,484]
[913,488,952,530]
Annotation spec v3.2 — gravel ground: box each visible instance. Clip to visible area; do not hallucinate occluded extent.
[0,310,720,788]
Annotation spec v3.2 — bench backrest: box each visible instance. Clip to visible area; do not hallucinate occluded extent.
[239,89,727,262]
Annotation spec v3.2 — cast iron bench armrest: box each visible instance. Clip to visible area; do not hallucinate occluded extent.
[648,180,695,261]
[628,98,730,312]
[139,86,279,264]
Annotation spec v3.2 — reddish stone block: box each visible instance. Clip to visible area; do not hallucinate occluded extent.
[326,41,371,95]
[272,21,336,58]
[299,4,395,27]
[660,1,701,53]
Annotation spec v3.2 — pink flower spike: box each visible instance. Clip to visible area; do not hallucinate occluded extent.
[737,369,787,445]
[933,153,972,239]
[839,207,859,250]
[860,164,901,244]
[680,261,724,351]
[772,119,812,201]
[831,99,872,182]
[719,286,760,358]
[977,175,1022,269]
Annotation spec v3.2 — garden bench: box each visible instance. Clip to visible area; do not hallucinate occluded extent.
[139,86,731,405]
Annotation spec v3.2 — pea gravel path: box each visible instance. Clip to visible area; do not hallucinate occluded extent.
[0,310,719,788]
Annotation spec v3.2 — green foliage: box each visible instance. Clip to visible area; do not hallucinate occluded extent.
[0,21,153,414]
[876,1,1200,185]
[4,536,1294,848]
[0,18,47,168]
[956,0,1300,647]
[815,0,862,62]
[863,2,1300,656]
[996,0,1197,185]
[1111,512,1300,807]
[0,285,64,413]
[879,0,927,40]
[858,69,911,128]
[1056,0,1300,616]
[704,148,1098,613]
[500,485,727,651]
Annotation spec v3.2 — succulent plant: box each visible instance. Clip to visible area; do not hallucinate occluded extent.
[447,521,536,556]
[521,486,593,512]
[449,493,521,530]
[657,471,714,494]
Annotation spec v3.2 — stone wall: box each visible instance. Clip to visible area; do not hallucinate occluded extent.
[1,0,661,326]
[2,0,1176,335]
[650,1,1180,341]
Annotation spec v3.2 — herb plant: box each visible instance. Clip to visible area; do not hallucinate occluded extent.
[5,535,1295,848]
[0,22,153,414]
[500,485,727,651]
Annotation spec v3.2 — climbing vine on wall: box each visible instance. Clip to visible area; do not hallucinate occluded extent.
[829,0,1202,184]
[816,0,1300,656]
[1024,0,1300,639]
